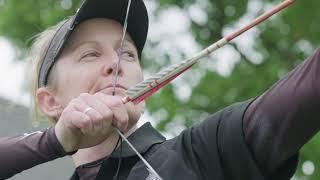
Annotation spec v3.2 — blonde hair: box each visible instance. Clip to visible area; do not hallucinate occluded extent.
[28,20,67,125]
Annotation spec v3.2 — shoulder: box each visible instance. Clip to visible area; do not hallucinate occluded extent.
[144,99,265,179]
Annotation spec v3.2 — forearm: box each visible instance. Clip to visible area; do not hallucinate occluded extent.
[0,127,68,179]
[243,49,320,175]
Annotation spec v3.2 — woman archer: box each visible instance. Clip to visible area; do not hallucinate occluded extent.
[0,0,319,179]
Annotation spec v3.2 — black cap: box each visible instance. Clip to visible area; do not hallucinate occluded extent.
[38,0,148,87]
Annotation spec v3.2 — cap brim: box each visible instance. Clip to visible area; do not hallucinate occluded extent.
[74,0,148,54]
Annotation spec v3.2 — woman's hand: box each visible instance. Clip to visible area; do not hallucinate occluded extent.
[54,92,129,152]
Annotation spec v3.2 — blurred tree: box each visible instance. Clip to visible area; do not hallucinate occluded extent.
[0,0,79,50]
[0,0,319,179]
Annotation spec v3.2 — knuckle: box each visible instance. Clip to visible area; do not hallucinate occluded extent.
[95,113,104,122]
[79,117,90,128]
[69,98,81,105]
[121,113,129,122]
[117,114,128,126]
[109,97,123,107]
[119,120,128,130]
[79,93,90,99]
[68,99,77,106]
[89,111,103,123]
[101,108,113,118]
[95,92,105,97]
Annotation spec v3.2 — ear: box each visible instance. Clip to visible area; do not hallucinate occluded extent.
[36,87,63,120]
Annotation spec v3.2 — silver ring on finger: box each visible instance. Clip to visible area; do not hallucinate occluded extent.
[83,107,94,115]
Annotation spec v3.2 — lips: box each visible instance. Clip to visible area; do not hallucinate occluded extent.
[97,84,127,95]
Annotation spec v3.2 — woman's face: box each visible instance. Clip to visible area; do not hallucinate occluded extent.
[48,18,144,123]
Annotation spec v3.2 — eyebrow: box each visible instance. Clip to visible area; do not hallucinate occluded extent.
[65,40,99,54]
[67,37,136,53]
[117,38,136,49]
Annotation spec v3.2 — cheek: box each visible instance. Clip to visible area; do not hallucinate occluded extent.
[128,63,143,82]
[53,63,98,104]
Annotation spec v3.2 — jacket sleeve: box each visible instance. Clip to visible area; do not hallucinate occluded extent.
[243,48,320,175]
[0,127,70,179]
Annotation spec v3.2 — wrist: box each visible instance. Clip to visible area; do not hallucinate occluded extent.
[52,126,78,155]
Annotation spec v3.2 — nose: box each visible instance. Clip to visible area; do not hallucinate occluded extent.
[101,53,123,77]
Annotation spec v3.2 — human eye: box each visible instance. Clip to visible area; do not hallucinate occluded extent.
[119,49,137,62]
[80,50,100,61]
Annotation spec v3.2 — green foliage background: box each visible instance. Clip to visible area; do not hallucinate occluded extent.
[0,0,319,179]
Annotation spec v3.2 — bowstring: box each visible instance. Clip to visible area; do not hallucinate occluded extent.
[112,0,131,95]
[111,0,163,179]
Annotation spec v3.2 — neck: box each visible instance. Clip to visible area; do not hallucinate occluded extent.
[72,124,138,167]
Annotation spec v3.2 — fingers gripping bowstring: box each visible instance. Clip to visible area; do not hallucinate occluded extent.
[111,0,163,179]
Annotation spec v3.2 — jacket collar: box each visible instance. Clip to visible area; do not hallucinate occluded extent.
[111,122,166,158]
